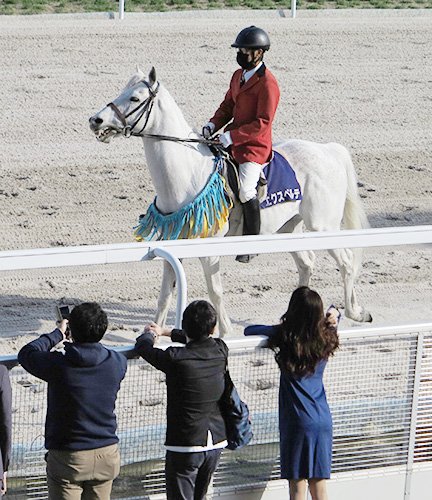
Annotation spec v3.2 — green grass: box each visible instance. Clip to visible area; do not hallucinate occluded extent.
[0,0,431,15]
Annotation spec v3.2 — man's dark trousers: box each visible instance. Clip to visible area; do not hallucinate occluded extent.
[165,449,223,500]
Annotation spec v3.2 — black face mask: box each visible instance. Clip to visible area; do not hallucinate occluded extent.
[236,51,255,71]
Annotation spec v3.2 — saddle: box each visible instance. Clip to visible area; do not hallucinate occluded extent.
[209,144,267,204]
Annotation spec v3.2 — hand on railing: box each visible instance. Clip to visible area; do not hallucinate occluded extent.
[144,322,172,339]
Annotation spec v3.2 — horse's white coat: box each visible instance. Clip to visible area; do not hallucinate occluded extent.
[89,68,371,336]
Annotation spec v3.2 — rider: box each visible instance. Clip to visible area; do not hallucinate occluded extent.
[203,26,280,263]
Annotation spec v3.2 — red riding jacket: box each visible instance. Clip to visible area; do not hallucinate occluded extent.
[210,64,280,165]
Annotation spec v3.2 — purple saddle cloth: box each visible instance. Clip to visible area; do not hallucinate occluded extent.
[260,151,302,209]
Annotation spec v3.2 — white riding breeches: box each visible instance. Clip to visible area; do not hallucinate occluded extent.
[239,161,263,203]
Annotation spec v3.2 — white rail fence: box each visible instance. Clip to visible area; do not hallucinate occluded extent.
[1,225,431,328]
[1,225,432,499]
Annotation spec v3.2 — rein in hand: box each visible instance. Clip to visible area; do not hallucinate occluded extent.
[141,133,220,146]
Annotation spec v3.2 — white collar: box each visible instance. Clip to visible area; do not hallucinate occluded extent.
[243,61,263,83]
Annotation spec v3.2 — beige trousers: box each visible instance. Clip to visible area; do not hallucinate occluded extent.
[46,443,120,500]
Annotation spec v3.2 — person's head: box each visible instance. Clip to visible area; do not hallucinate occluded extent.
[181,300,217,340]
[231,26,270,71]
[268,286,339,375]
[68,302,108,343]
[281,286,324,335]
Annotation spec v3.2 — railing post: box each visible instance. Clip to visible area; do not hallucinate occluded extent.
[291,0,297,18]
[151,247,188,329]
[404,331,424,500]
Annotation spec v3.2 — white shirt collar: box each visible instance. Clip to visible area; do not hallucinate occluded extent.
[243,61,263,83]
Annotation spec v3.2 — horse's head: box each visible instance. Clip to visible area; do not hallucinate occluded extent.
[89,67,159,143]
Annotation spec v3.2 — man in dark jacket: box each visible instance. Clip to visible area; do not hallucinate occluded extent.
[0,365,12,497]
[134,300,228,500]
[18,302,127,500]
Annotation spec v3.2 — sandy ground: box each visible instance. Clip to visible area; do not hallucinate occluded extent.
[0,9,431,354]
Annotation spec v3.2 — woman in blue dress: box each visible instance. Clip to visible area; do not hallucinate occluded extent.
[244,286,340,500]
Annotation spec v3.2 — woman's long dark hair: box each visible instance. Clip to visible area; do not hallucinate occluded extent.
[267,286,339,375]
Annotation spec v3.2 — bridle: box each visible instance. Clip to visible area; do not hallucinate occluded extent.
[107,80,160,138]
[106,80,218,146]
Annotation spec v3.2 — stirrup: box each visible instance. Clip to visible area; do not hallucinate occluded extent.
[235,254,257,264]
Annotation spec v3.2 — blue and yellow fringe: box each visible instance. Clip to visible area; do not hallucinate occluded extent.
[134,158,233,241]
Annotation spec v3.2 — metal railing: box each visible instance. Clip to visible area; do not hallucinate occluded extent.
[1,225,432,497]
[1,225,432,329]
[2,323,432,499]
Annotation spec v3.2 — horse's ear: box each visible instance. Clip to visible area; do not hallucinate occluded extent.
[149,67,157,85]
[135,65,145,79]
[124,66,144,89]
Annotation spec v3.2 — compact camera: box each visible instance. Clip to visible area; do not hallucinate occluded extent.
[56,305,74,322]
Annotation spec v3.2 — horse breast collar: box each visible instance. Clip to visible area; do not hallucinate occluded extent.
[134,158,232,241]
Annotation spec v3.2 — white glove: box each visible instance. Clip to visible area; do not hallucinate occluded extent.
[202,122,215,139]
[218,131,233,148]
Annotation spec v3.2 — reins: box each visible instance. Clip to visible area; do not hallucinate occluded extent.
[107,79,219,146]
[142,133,219,146]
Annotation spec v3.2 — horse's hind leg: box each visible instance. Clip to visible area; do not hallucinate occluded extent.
[328,248,372,322]
[200,256,232,338]
[155,260,176,327]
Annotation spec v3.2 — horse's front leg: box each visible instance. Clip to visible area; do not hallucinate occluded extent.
[155,260,177,327]
[199,256,232,338]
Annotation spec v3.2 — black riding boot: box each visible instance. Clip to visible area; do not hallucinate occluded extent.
[236,197,261,263]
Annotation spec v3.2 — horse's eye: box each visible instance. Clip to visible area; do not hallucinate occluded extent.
[130,96,140,102]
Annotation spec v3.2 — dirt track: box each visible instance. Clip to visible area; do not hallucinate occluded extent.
[0,10,431,353]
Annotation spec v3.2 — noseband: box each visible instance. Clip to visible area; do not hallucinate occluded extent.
[107,80,160,138]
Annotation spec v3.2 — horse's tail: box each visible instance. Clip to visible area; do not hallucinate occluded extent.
[341,149,370,231]
[334,144,370,277]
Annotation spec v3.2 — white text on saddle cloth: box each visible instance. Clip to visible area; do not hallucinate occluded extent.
[262,188,301,208]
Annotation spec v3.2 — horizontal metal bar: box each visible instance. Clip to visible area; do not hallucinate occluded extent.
[2,323,432,365]
[332,464,407,480]
[0,225,431,271]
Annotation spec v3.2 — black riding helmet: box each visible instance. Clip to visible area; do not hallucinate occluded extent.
[231,26,270,51]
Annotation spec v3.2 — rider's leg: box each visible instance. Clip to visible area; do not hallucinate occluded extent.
[242,197,261,235]
[238,161,262,207]
[236,162,262,263]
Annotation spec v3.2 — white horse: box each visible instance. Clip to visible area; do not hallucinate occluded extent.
[89,67,372,336]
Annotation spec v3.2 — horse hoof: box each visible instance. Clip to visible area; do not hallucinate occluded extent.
[347,309,373,323]
[357,310,373,322]
[364,311,373,323]
[235,254,257,263]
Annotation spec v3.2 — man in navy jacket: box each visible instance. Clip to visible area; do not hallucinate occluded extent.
[0,365,12,497]
[135,300,228,500]
[18,302,127,500]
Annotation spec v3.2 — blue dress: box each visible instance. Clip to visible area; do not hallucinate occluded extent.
[244,325,332,480]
